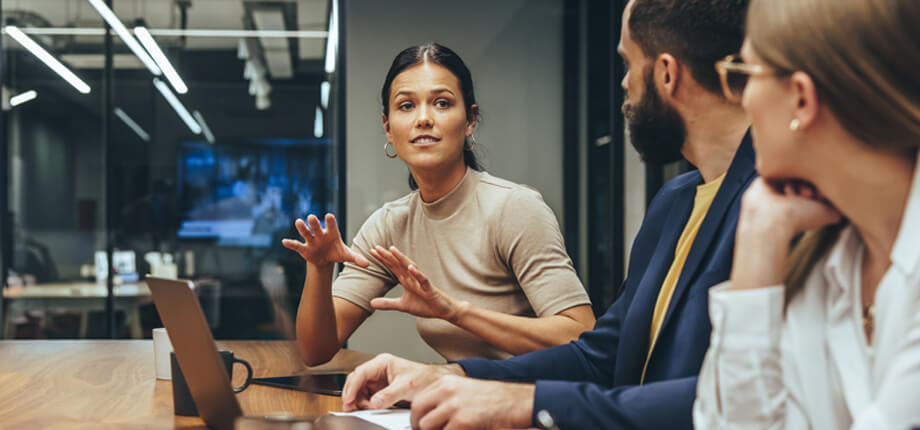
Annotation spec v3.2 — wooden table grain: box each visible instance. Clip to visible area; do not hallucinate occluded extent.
[0,340,374,429]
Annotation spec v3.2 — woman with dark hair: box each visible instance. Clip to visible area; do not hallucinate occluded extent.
[283,43,594,365]
[694,0,920,427]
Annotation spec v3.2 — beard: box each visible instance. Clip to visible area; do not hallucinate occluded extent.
[622,69,687,164]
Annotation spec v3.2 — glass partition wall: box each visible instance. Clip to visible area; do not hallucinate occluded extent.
[1,0,342,339]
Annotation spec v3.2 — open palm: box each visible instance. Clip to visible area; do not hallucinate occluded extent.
[369,246,460,321]
[282,214,370,267]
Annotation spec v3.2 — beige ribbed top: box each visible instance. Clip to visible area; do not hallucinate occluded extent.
[333,168,590,361]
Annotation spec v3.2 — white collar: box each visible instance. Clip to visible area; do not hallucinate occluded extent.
[823,225,863,299]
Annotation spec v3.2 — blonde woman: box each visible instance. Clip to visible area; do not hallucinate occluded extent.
[693,0,920,428]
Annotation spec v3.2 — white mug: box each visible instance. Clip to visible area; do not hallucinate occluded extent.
[153,327,174,380]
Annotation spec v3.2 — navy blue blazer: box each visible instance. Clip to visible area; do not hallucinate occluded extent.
[459,134,756,429]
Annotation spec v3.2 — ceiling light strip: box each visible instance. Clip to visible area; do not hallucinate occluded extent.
[192,111,216,144]
[5,27,327,39]
[153,78,201,134]
[324,0,339,74]
[113,107,151,142]
[10,90,38,107]
[135,26,188,93]
[86,0,162,75]
[4,26,91,94]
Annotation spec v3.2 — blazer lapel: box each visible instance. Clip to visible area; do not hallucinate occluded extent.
[615,179,698,385]
[656,133,757,340]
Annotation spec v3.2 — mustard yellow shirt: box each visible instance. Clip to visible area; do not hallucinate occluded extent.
[641,173,725,383]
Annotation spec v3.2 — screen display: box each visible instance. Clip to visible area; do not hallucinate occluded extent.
[177,138,335,247]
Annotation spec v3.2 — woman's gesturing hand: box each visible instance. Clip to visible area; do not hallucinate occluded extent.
[282,214,370,268]
[369,246,467,322]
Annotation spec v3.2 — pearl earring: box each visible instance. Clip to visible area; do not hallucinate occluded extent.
[789,118,800,131]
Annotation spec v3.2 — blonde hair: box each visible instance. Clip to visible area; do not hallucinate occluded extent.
[746,0,920,302]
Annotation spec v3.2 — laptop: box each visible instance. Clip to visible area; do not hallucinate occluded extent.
[147,276,386,430]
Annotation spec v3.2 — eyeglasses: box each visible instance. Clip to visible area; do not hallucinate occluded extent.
[714,54,772,103]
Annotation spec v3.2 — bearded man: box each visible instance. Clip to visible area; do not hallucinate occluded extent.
[339,0,754,428]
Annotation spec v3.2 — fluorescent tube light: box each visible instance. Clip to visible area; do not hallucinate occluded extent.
[237,38,250,60]
[113,107,151,142]
[9,27,327,39]
[10,90,38,107]
[4,26,91,94]
[86,0,162,76]
[150,29,326,38]
[320,81,330,109]
[249,78,271,97]
[134,26,187,93]
[314,107,324,138]
[192,111,216,144]
[324,0,338,74]
[153,78,201,134]
[255,93,271,111]
[244,60,267,80]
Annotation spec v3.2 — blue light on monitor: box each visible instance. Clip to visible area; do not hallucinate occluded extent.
[177,138,334,247]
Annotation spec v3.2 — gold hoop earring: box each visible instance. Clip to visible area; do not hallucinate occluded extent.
[789,118,801,131]
[384,142,398,159]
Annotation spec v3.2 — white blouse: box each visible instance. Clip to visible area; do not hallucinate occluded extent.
[694,157,920,429]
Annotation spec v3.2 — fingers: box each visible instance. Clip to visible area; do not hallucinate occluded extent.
[281,238,305,253]
[388,247,419,270]
[341,354,394,412]
[410,379,449,430]
[416,402,453,430]
[792,199,843,231]
[762,179,842,231]
[370,246,408,276]
[410,390,437,430]
[407,265,432,292]
[349,249,372,268]
[370,297,404,311]
[782,181,816,200]
[368,377,411,410]
[307,214,324,236]
[294,218,315,242]
[388,247,432,292]
[325,213,339,236]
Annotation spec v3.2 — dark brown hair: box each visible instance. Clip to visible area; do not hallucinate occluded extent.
[628,0,749,96]
[381,43,483,190]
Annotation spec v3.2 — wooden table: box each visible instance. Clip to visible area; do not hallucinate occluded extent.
[3,282,151,339]
[0,340,374,429]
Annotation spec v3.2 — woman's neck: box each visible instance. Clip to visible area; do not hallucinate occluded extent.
[816,145,916,294]
[412,161,469,202]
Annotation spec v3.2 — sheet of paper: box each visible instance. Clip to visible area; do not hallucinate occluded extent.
[330,409,411,430]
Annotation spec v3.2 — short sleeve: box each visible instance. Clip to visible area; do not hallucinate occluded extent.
[496,188,590,316]
[332,207,398,312]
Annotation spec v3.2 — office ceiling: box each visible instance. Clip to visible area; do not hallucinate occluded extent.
[1,0,329,53]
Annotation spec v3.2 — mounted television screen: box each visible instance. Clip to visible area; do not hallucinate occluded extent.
[177,138,335,247]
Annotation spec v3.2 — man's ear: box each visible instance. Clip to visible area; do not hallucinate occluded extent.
[789,71,820,130]
[656,53,681,98]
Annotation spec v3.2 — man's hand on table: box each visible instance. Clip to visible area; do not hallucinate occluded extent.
[341,353,465,411]
[410,375,535,429]
[342,353,536,429]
